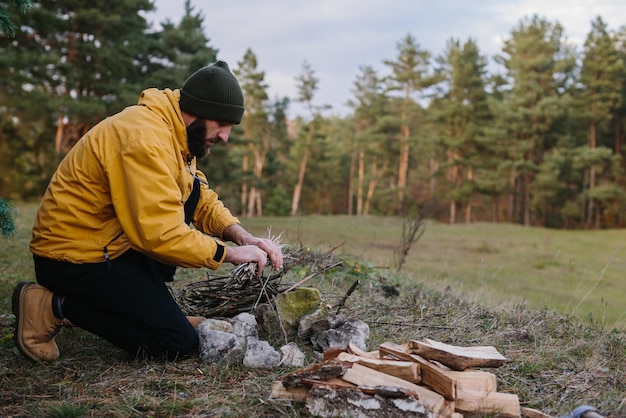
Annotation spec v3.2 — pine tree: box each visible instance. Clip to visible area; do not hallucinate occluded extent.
[347,65,390,215]
[432,38,491,223]
[234,49,270,217]
[384,33,438,213]
[494,15,575,226]
[0,0,31,37]
[290,60,324,216]
[580,16,624,227]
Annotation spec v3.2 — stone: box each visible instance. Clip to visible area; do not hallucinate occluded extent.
[231,312,258,347]
[311,318,370,352]
[298,307,329,338]
[198,318,233,334]
[279,342,306,368]
[198,329,243,365]
[243,337,281,368]
[275,288,323,337]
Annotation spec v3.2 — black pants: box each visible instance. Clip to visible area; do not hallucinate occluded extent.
[33,250,199,360]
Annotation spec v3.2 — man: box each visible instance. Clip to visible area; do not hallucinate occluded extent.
[12,61,283,362]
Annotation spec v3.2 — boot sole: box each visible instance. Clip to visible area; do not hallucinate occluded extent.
[12,281,41,362]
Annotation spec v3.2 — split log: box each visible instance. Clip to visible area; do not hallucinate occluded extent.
[379,342,457,400]
[409,338,506,371]
[322,347,347,361]
[455,388,520,417]
[270,377,356,401]
[444,369,498,393]
[336,352,420,383]
[301,377,356,389]
[305,386,435,418]
[347,341,380,359]
[341,363,450,416]
[269,381,309,401]
[280,360,350,389]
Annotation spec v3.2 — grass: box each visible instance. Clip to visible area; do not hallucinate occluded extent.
[243,215,626,330]
[0,202,625,417]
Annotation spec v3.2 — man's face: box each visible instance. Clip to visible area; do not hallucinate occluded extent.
[186,118,234,159]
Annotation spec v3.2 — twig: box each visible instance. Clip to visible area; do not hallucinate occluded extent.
[282,261,343,293]
[335,280,359,315]
[328,241,345,253]
[253,268,275,309]
[272,295,289,344]
[366,321,453,329]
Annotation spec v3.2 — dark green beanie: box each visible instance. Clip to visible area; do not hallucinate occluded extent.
[179,61,245,124]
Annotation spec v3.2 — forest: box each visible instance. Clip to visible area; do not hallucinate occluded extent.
[2,0,626,229]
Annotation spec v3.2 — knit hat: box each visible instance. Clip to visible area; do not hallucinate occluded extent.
[179,61,245,124]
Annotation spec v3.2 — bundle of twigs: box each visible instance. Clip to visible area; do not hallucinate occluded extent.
[176,244,342,318]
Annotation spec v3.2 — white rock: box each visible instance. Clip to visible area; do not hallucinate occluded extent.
[198,329,243,364]
[243,337,281,368]
[279,342,306,367]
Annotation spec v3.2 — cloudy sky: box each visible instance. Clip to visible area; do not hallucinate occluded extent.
[147,0,626,117]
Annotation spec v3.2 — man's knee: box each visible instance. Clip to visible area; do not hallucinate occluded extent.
[161,325,199,360]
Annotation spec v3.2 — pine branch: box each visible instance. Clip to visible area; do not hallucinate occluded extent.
[0,199,17,238]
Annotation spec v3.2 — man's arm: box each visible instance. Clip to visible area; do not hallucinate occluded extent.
[222,224,283,272]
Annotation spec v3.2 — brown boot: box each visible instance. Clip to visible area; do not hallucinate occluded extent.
[12,281,69,362]
[186,316,206,329]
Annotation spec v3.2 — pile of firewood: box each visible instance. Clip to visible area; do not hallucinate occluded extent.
[176,244,342,318]
[270,338,551,418]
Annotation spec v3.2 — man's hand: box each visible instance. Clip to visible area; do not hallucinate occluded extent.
[222,224,284,272]
[223,245,271,272]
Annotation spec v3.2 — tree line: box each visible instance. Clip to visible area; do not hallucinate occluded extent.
[2,1,626,229]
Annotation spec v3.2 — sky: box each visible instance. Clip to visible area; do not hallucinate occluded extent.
[146,0,626,117]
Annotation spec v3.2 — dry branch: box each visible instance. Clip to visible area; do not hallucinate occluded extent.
[176,245,341,318]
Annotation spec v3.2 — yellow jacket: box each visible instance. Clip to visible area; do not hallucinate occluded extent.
[30,88,239,269]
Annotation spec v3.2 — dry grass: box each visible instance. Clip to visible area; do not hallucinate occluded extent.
[1,203,625,417]
[1,273,625,417]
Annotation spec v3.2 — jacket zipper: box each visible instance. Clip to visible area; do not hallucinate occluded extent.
[103,231,124,268]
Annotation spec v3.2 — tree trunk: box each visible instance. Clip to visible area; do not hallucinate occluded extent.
[397,124,410,212]
[348,140,358,216]
[364,158,388,215]
[397,91,411,212]
[54,114,65,155]
[523,171,531,226]
[247,145,267,217]
[429,158,438,201]
[464,166,474,224]
[357,149,364,216]
[291,147,310,216]
[586,122,597,228]
[241,155,248,217]
[447,148,458,224]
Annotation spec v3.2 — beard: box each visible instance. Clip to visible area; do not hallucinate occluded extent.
[186,118,209,159]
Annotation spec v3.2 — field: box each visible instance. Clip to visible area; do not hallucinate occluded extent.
[242,214,626,330]
[0,202,625,417]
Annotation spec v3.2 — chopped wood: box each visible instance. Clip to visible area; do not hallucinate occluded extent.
[341,363,448,416]
[347,341,380,359]
[280,360,349,389]
[409,338,507,371]
[322,347,346,361]
[445,369,498,393]
[270,377,356,401]
[270,338,548,418]
[269,381,309,402]
[379,342,457,400]
[455,388,520,417]
[304,386,435,418]
[301,377,356,389]
[336,352,420,383]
